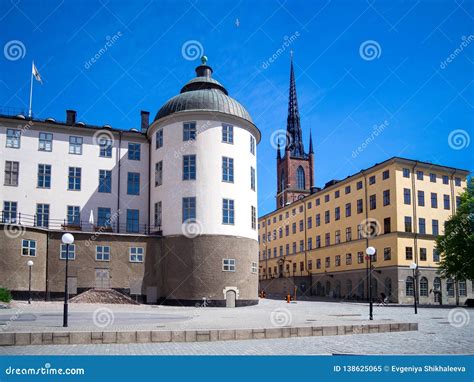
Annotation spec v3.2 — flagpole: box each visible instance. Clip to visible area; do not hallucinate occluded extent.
[28,61,34,119]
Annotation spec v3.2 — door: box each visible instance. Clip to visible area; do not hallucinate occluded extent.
[95,269,110,289]
[225,290,236,308]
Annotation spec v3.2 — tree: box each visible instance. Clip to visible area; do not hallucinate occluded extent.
[436,178,474,281]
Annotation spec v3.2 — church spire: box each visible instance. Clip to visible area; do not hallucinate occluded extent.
[309,129,314,154]
[286,52,305,157]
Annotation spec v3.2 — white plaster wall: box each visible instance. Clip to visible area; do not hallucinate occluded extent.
[148,114,258,240]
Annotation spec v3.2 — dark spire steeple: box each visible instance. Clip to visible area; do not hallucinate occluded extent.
[277,139,281,160]
[309,129,314,154]
[286,52,305,157]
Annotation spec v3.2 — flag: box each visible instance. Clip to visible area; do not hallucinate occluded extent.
[32,62,42,84]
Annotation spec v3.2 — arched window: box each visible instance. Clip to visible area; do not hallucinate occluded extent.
[447,278,454,297]
[459,280,467,296]
[297,166,305,190]
[335,280,341,298]
[358,280,364,299]
[420,277,428,296]
[406,276,414,296]
[325,281,331,296]
[433,277,441,303]
[346,279,353,296]
[384,277,392,298]
[316,282,322,296]
[280,170,285,192]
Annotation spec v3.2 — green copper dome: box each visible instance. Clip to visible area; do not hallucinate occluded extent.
[154,60,254,124]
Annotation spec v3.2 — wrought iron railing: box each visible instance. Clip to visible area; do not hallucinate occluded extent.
[0,211,161,235]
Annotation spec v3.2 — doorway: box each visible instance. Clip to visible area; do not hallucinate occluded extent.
[95,269,110,289]
[225,290,236,308]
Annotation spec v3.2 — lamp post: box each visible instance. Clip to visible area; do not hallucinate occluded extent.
[61,233,74,327]
[366,246,376,320]
[27,260,34,304]
[410,262,418,314]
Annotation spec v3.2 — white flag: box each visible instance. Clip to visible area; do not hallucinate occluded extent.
[32,62,43,84]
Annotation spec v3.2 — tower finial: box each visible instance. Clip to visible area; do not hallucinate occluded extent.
[201,55,208,65]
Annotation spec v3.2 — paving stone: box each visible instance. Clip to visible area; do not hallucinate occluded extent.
[53,332,69,345]
[70,332,91,345]
[235,329,252,340]
[136,331,151,343]
[117,331,136,344]
[218,330,235,341]
[252,329,265,339]
[152,331,172,343]
[322,326,337,336]
[297,327,312,337]
[265,328,282,339]
[14,333,30,346]
[185,331,196,342]
[0,333,14,346]
[102,332,117,344]
[170,331,184,342]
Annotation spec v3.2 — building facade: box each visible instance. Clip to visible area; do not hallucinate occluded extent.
[0,57,261,307]
[259,59,472,305]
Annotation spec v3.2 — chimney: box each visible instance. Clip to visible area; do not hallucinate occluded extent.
[66,110,76,125]
[140,110,150,133]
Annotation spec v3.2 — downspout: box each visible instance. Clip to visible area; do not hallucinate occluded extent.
[362,170,369,300]
[45,232,50,301]
[147,133,152,234]
[303,200,307,276]
[450,169,459,305]
[411,162,419,304]
[116,131,122,233]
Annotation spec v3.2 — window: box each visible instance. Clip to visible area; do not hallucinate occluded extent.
[419,277,428,296]
[250,167,256,191]
[416,170,423,180]
[6,129,21,148]
[346,253,352,265]
[455,177,461,187]
[307,216,312,229]
[222,157,234,182]
[357,224,363,239]
[38,132,53,151]
[324,210,330,224]
[382,170,389,180]
[345,203,351,217]
[96,246,110,261]
[299,240,304,252]
[429,173,436,183]
[299,220,304,232]
[292,242,296,254]
[357,199,363,214]
[222,258,235,271]
[5,161,19,186]
[127,172,140,195]
[316,259,321,269]
[433,249,440,262]
[183,122,196,141]
[251,206,256,230]
[345,227,352,241]
[324,232,330,246]
[404,216,412,232]
[37,164,51,188]
[308,260,312,270]
[405,246,413,260]
[447,278,454,297]
[324,194,329,203]
[419,218,426,234]
[316,235,321,248]
[403,168,410,178]
[335,207,340,221]
[369,175,375,185]
[456,196,461,208]
[335,230,340,244]
[420,248,427,261]
[459,280,467,296]
[129,247,144,262]
[383,190,390,206]
[21,239,36,256]
[369,194,376,210]
[99,137,112,157]
[250,135,256,155]
[406,276,414,296]
[417,191,425,207]
[325,257,330,268]
[345,185,351,194]
[182,197,196,222]
[285,225,289,236]
[431,192,438,208]
[383,247,391,261]
[36,204,49,228]
[335,190,340,199]
[297,166,305,190]
[335,255,341,266]
[316,214,320,226]
[220,123,235,144]
[154,201,162,227]
[442,175,449,185]
[98,207,112,227]
[126,209,139,233]
[183,155,196,180]
[99,170,112,193]
[68,167,81,190]
[316,198,320,206]
[222,199,234,224]
[443,194,450,210]
[156,129,163,149]
[69,136,83,155]
[384,217,391,234]
[128,143,141,160]
[3,201,17,223]
[251,261,258,274]
[285,244,290,255]
[67,206,80,225]
[403,188,411,204]
[155,161,162,186]
[60,243,75,260]
[357,251,364,264]
[356,180,363,190]
[307,237,312,250]
[292,222,296,234]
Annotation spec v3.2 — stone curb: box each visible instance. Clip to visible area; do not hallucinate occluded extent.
[0,322,418,346]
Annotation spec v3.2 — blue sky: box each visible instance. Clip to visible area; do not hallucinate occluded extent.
[1,0,473,215]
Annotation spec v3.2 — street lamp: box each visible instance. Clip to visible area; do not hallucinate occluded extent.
[410,262,418,314]
[61,233,74,327]
[27,260,34,304]
[366,246,376,320]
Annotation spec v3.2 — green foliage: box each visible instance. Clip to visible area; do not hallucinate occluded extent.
[436,178,474,280]
[0,287,12,303]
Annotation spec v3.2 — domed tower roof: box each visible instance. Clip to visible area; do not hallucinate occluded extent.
[154,56,254,125]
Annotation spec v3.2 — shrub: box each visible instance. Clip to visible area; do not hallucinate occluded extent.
[0,287,12,303]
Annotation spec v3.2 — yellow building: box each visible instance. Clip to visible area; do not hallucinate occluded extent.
[258,157,471,305]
